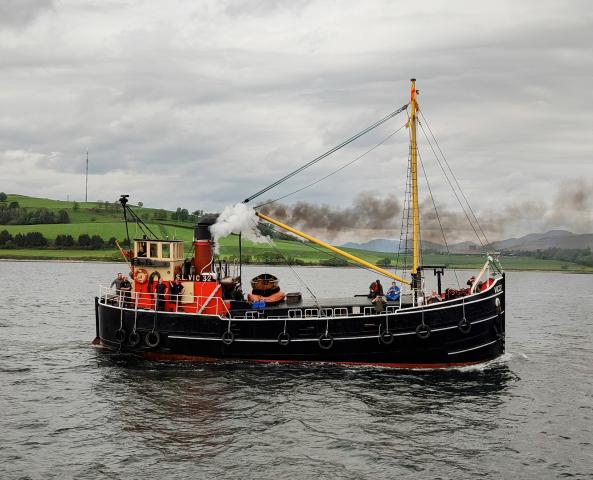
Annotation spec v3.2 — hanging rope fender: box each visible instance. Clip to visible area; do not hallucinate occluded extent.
[128,330,141,347]
[318,319,334,349]
[145,330,160,348]
[416,323,431,340]
[278,320,291,346]
[222,319,234,345]
[115,328,126,343]
[379,319,394,345]
[458,299,471,334]
[243,104,409,204]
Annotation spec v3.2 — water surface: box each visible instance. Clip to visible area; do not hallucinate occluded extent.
[1,261,592,479]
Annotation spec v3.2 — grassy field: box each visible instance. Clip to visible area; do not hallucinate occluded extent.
[2,194,592,272]
[0,222,194,242]
[3,193,195,227]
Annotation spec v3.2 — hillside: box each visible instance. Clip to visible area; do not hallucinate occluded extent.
[343,230,593,254]
[1,194,592,272]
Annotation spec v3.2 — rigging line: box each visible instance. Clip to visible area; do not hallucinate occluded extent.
[249,218,320,307]
[417,148,461,289]
[255,123,408,209]
[395,133,413,277]
[243,104,409,204]
[417,119,485,248]
[419,110,490,246]
[395,136,410,274]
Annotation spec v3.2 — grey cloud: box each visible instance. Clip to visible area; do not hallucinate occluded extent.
[0,0,592,234]
[0,0,54,29]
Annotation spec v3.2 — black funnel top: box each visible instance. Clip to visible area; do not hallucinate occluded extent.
[195,214,218,241]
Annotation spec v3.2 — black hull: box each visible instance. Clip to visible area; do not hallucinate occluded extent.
[96,277,505,368]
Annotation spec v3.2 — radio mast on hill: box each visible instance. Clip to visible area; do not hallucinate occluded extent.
[85,151,88,203]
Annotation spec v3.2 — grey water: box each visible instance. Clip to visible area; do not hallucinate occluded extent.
[1,261,592,479]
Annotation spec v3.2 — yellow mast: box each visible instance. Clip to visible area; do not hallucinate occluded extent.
[410,78,421,276]
[256,211,411,285]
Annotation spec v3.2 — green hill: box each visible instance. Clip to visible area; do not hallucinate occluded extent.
[1,193,592,272]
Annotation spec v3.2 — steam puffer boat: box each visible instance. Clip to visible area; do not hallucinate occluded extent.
[94,80,505,368]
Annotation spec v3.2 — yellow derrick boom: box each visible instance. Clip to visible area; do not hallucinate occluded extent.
[255,211,411,285]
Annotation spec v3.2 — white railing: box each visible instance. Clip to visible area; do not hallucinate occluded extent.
[98,285,230,316]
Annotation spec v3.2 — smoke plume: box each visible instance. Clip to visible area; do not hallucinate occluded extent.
[260,192,401,240]
[421,180,593,244]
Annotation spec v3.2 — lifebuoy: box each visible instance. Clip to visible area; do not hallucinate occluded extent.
[134,268,148,284]
[145,330,160,348]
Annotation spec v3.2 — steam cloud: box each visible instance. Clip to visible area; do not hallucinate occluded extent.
[210,203,270,252]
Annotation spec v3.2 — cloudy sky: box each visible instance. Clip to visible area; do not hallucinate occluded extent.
[1,0,592,241]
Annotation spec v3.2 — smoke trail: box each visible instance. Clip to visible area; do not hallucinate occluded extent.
[420,180,593,244]
[210,203,269,253]
[260,192,401,239]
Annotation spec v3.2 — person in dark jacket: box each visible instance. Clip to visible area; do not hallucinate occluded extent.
[155,279,167,311]
[169,278,184,310]
[119,276,132,306]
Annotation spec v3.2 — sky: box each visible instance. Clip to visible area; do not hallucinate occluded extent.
[1,0,592,242]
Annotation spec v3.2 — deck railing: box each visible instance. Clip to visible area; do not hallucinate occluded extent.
[98,285,230,316]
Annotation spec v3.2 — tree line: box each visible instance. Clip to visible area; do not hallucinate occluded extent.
[505,247,593,268]
[0,230,122,249]
[0,202,70,225]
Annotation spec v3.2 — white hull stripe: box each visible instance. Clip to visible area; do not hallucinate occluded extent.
[166,313,501,343]
[447,339,498,356]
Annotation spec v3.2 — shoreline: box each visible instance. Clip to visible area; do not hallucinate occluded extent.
[0,257,591,274]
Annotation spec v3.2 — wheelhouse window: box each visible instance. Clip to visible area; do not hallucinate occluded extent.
[137,242,147,257]
[149,243,158,258]
[161,243,170,258]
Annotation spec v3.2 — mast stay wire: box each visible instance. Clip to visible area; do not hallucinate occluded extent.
[256,123,408,209]
[243,104,409,204]
[417,119,486,249]
[417,148,461,289]
[419,111,491,246]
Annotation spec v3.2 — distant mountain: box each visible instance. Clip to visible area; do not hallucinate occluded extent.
[342,238,450,253]
[342,230,593,254]
[342,239,400,253]
[489,230,593,251]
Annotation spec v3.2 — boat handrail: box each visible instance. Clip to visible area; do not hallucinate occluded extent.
[97,285,231,316]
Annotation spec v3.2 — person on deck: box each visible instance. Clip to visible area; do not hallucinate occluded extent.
[119,276,132,307]
[427,289,442,304]
[155,279,167,312]
[368,281,377,298]
[169,277,184,310]
[385,282,400,301]
[110,273,123,291]
[368,279,384,299]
